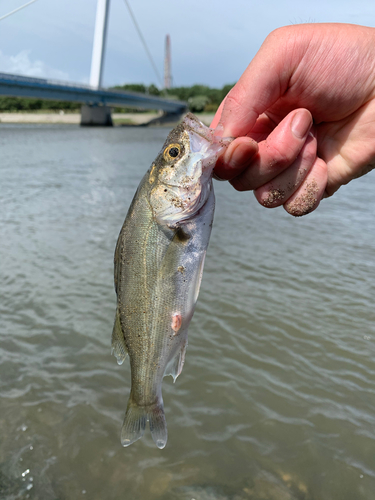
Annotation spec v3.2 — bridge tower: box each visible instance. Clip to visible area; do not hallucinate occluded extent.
[82,0,112,125]
[90,0,110,88]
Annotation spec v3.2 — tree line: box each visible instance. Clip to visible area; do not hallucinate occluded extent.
[0,83,234,113]
[113,83,235,112]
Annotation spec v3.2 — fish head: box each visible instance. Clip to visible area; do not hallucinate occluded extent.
[148,113,232,227]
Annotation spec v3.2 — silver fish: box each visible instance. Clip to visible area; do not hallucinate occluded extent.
[112,113,230,449]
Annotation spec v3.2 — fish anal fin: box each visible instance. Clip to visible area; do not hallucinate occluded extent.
[111,308,128,365]
[193,252,206,305]
[164,341,187,383]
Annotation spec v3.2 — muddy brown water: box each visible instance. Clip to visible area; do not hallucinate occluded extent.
[1,124,375,500]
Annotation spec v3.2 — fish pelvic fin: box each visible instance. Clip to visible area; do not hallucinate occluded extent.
[111,308,128,365]
[121,397,168,450]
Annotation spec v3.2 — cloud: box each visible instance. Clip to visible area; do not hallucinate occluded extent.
[0,49,69,81]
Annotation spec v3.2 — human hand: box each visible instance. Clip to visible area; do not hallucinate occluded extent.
[212,23,375,216]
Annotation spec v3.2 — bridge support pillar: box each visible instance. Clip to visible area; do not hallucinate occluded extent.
[80,104,113,126]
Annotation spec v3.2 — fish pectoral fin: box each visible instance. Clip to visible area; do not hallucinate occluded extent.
[111,308,128,365]
[164,341,187,383]
[121,398,167,450]
[156,226,193,281]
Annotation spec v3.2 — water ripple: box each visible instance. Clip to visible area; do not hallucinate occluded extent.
[1,126,375,499]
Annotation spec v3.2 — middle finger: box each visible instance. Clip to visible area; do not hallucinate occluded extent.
[230,109,313,191]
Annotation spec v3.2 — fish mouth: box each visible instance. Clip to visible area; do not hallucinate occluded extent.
[182,113,233,172]
[183,113,216,144]
[183,112,233,148]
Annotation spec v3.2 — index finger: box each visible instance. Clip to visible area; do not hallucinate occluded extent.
[217,28,297,137]
[211,99,225,129]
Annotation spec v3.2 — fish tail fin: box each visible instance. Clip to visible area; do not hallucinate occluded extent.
[148,401,168,449]
[121,398,147,447]
[121,396,168,449]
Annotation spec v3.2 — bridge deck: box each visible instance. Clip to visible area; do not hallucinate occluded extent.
[0,73,187,113]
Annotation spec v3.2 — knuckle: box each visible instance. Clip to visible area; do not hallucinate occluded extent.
[265,140,295,169]
[301,146,317,167]
[264,26,290,52]
[224,81,247,111]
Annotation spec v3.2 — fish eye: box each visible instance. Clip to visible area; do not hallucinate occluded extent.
[163,143,181,161]
[169,147,179,157]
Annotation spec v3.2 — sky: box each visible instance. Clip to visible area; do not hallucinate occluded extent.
[0,0,374,89]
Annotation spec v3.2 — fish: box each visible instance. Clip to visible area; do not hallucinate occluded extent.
[112,113,231,449]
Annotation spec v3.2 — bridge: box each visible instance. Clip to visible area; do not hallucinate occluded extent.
[0,72,187,126]
[0,0,187,125]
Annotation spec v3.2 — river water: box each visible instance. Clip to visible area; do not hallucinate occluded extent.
[0,124,374,500]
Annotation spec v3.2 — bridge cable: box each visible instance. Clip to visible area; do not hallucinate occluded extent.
[0,0,38,22]
[122,0,163,87]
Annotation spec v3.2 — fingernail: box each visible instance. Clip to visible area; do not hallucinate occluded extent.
[260,188,286,207]
[214,123,224,137]
[291,111,312,139]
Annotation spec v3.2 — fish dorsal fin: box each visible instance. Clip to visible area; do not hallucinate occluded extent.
[164,341,187,383]
[114,233,121,295]
[111,308,128,365]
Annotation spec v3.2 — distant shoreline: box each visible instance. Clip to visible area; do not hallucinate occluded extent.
[0,111,215,126]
